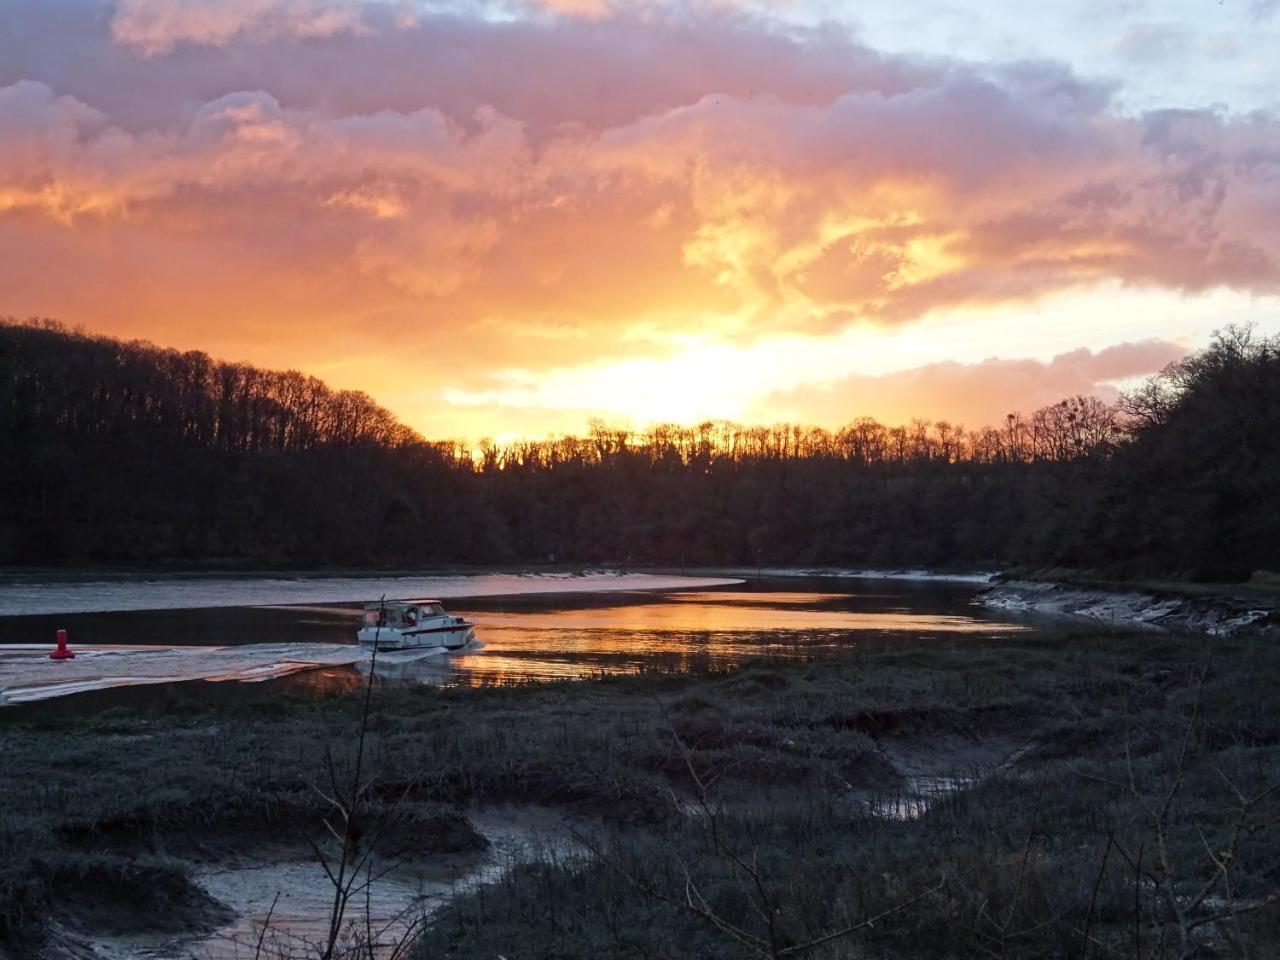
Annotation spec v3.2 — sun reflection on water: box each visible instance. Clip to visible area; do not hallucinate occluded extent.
[351,588,1027,689]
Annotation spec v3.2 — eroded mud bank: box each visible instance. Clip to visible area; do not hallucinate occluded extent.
[982,578,1280,634]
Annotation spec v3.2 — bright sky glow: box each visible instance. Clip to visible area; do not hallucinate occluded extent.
[778,1,1280,113]
[435,285,1280,430]
[3,0,1280,439]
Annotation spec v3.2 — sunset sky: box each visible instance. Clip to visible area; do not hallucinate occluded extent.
[3,0,1280,440]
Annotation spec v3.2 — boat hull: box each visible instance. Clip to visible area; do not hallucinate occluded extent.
[356,623,475,652]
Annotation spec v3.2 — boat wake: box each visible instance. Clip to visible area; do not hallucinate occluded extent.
[0,641,461,705]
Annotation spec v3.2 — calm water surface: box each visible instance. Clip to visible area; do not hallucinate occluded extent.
[414,582,1026,684]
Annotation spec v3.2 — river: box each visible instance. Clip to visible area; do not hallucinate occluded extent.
[0,570,1032,707]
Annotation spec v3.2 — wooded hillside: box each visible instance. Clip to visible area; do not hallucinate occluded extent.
[2,319,1275,580]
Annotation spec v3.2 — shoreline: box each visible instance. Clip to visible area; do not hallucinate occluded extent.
[687,566,998,585]
[981,575,1280,635]
[8,563,1277,636]
[0,570,744,617]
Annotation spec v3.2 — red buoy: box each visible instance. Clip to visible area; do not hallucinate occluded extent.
[50,628,75,661]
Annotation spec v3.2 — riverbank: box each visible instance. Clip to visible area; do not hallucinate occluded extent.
[982,573,1280,635]
[3,628,1279,958]
[693,567,998,585]
[0,570,744,617]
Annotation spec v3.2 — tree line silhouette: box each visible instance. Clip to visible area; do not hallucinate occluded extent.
[2,318,1276,580]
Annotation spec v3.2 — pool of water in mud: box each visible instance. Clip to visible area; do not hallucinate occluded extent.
[77,808,576,960]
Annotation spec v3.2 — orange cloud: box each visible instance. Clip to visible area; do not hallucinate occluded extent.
[5,73,1277,331]
[529,0,616,19]
[0,2,1278,437]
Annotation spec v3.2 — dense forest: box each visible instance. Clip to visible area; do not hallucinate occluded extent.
[1,318,1277,580]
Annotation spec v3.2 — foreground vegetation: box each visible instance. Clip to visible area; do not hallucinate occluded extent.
[4,318,1278,580]
[2,629,1278,958]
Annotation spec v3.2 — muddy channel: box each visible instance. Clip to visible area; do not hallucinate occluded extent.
[55,808,574,960]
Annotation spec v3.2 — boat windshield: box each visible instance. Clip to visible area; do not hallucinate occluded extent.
[363,606,411,627]
[361,603,445,627]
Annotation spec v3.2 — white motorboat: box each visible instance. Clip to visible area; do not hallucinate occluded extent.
[357,600,476,652]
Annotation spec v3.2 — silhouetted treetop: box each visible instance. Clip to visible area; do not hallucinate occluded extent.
[0,319,422,454]
[2,317,1276,580]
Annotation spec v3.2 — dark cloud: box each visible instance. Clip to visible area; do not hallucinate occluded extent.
[0,0,929,134]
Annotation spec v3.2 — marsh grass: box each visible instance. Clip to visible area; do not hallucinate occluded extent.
[2,630,1279,957]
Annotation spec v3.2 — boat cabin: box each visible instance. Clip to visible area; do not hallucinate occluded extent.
[362,600,448,629]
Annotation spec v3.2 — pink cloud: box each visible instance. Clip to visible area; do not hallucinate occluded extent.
[764,340,1191,428]
[2,3,925,132]
[526,0,616,19]
[110,0,370,56]
[3,44,1278,334]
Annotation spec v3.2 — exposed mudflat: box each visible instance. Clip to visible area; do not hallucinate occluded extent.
[982,578,1280,634]
[707,567,998,585]
[0,572,744,617]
